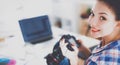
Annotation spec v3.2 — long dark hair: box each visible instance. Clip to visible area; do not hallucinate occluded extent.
[98,0,120,21]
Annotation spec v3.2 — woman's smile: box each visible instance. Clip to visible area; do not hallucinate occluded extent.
[91,27,100,33]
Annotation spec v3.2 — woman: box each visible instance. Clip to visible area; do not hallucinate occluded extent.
[60,0,120,65]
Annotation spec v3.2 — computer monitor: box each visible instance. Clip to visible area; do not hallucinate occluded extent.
[19,15,53,44]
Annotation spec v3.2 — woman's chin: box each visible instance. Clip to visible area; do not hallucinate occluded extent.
[90,33,101,38]
[91,35,99,38]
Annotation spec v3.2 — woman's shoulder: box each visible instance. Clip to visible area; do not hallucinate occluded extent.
[112,40,120,49]
[100,40,120,55]
[105,40,120,50]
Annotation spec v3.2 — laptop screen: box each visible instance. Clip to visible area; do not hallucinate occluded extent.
[19,15,53,44]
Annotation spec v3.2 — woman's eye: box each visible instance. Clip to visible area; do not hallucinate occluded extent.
[100,16,106,21]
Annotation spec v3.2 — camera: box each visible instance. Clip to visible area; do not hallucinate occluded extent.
[45,41,68,65]
[45,34,91,65]
[45,34,80,65]
[60,34,81,51]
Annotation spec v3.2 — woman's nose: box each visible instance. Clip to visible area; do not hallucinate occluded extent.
[88,17,98,27]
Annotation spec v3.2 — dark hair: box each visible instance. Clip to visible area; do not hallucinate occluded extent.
[98,0,120,21]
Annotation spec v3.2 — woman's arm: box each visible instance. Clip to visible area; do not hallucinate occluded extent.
[60,39,91,65]
[77,40,91,60]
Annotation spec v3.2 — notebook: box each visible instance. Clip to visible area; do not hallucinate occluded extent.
[19,15,53,44]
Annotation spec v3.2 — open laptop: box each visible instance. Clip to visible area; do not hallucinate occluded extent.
[19,15,53,44]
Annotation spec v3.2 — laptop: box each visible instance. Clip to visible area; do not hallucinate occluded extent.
[19,15,53,44]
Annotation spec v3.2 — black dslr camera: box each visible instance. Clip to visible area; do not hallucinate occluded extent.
[44,41,65,65]
[60,34,81,51]
[44,34,81,65]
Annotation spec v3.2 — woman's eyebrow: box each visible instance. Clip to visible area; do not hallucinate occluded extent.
[99,12,107,15]
[91,10,108,15]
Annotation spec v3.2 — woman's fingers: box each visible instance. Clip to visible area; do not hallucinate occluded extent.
[72,45,79,53]
[60,39,79,52]
[60,39,67,47]
[77,40,83,46]
[60,39,68,55]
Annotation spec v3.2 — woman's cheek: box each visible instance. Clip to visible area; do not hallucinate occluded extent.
[101,21,116,36]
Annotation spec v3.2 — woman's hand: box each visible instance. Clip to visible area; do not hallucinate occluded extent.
[59,39,79,65]
[77,40,91,60]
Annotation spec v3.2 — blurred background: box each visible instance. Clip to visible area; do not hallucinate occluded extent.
[0,0,96,38]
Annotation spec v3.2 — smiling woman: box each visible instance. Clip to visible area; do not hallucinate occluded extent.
[86,0,120,65]
[59,0,120,65]
[88,0,120,46]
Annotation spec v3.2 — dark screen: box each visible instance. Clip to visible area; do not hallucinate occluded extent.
[19,15,52,43]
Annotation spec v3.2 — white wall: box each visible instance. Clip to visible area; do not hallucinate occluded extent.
[20,0,53,19]
[52,0,79,33]
[0,0,53,38]
[0,0,20,37]
[51,0,96,33]
[0,0,96,37]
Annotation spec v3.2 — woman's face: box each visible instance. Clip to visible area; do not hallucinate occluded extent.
[88,2,118,38]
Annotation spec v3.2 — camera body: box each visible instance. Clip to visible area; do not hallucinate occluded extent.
[45,34,80,65]
[45,42,67,65]
[60,34,81,51]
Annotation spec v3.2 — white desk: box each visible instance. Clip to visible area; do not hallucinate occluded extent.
[0,27,100,65]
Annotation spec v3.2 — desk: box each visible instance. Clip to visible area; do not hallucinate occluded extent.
[0,27,100,65]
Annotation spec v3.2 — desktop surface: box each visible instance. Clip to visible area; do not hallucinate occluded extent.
[0,26,100,65]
